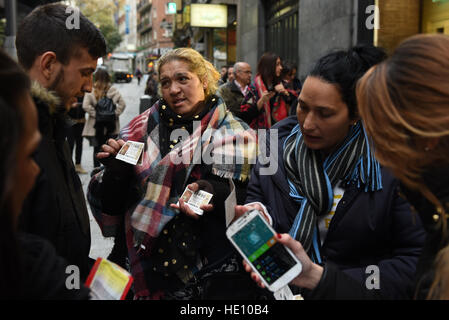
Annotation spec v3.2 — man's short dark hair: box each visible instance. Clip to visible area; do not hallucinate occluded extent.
[16,3,107,70]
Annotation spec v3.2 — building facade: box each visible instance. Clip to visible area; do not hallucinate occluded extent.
[237,0,449,80]
[173,0,237,69]
[136,0,175,73]
[237,0,375,80]
[115,0,138,55]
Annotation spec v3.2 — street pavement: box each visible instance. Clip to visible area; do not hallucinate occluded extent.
[75,76,148,260]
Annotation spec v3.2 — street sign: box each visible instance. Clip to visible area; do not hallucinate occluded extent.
[166,2,177,15]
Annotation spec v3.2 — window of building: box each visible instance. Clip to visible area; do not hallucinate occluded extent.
[263,0,299,64]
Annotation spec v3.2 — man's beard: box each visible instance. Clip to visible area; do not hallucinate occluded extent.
[49,68,64,92]
[48,68,70,111]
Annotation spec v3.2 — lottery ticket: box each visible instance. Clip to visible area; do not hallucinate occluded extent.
[177,187,213,215]
[115,140,144,166]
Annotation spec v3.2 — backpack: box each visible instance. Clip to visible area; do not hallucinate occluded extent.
[95,96,116,123]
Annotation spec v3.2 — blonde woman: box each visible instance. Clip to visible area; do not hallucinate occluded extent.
[82,68,126,167]
[357,34,449,299]
[87,48,259,300]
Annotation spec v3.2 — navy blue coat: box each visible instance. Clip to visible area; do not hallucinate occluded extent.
[246,116,426,299]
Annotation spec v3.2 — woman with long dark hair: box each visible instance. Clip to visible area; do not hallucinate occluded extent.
[238,52,294,129]
[240,45,426,299]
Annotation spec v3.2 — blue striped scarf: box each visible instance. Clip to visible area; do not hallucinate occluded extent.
[283,121,382,263]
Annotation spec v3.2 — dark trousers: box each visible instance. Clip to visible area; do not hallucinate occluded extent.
[67,123,84,164]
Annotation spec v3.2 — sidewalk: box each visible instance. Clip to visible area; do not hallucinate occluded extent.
[75,78,146,260]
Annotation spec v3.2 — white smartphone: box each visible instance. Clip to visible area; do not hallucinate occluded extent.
[226,209,302,292]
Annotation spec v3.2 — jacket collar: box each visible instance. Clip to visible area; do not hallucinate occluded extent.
[30,81,62,115]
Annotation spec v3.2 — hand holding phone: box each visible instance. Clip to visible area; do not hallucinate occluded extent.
[243,233,324,292]
[226,209,302,292]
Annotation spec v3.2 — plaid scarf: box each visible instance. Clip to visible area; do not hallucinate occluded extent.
[118,96,257,298]
[283,121,382,263]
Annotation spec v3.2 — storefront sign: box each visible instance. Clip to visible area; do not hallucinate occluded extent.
[190,4,227,28]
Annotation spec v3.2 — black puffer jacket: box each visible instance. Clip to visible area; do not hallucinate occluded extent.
[19,82,92,279]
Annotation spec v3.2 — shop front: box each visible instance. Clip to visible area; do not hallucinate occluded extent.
[375,0,449,53]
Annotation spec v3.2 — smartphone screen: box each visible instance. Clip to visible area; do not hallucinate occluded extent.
[230,213,298,286]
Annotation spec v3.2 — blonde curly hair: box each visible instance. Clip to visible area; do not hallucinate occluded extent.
[156,48,220,99]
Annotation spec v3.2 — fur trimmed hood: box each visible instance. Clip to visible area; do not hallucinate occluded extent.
[31,81,61,114]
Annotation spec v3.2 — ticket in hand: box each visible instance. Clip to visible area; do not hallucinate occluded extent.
[177,186,213,215]
[85,258,133,300]
[115,140,144,166]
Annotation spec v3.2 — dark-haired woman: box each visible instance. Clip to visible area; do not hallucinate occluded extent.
[0,49,90,299]
[238,52,295,129]
[239,45,426,299]
[82,68,126,168]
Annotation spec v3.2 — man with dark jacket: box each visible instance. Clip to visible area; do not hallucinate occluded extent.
[16,3,106,279]
[217,62,252,117]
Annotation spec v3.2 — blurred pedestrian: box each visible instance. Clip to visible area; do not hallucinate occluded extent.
[135,68,143,85]
[82,68,126,168]
[280,61,300,116]
[15,3,106,280]
[218,65,228,86]
[239,52,294,129]
[357,34,449,299]
[67,96,87,174]
[0,49,90,300]
[217,61,252,117]
[144,70,160,106]
[227,66,235,83]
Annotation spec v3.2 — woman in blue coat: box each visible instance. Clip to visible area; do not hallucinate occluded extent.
[238,46,426,299]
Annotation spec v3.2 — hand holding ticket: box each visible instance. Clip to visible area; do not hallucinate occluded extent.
[115,140,144,165]
[172,185,213,216]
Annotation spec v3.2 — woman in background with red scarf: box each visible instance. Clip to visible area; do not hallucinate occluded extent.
[237,52,295,129]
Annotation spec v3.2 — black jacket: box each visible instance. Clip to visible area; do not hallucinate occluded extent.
[246,116,426,299]
[16,233,90,300]
[399,166,449,299]
[19,82,92,279]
